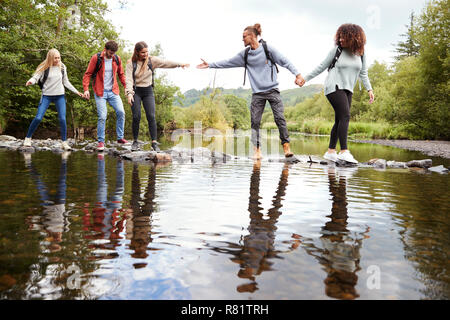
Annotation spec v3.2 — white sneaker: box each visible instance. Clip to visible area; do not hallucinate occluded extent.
[337,151,358,164]
[323,151,338,162]
[61,141,72,151]
[23,137,32,147]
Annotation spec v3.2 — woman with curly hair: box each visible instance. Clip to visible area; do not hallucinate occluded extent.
[301,24,374,163]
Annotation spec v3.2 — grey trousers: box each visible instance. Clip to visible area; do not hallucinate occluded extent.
[250,89,290,147]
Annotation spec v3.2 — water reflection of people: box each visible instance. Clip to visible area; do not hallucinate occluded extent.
[82,155,126,258]
[301,167,369,300]
[24,152,70,253]
[230,161,295,293]
[125,163,157,268]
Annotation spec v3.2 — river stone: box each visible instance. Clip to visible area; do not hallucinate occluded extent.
[268,155,301,163]
[0,135,16,141]
[335,159,358,167]
[386,160,407,169]
[428,165,449,174]
[406,159,432,168]
[121,151,156,162]
[18,146,35,153]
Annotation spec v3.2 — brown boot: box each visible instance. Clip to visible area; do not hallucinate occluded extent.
[283,142,294,157]
[252,146,262,160]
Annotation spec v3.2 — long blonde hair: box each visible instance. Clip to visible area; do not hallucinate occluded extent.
[35,49,62,75]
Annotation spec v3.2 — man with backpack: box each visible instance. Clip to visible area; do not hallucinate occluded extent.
[83,40,128,151]
[197,23,305,159]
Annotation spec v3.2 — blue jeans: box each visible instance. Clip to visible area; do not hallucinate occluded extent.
[94,90,125,142]
[96,157,124,239]
[26,95,67,140]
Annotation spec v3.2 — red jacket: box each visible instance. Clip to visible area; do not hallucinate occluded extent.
[83,50,126,97]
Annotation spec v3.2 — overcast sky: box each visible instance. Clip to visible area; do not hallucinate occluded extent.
[106,0,428,93]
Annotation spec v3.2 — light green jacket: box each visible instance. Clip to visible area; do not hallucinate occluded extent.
[305,46,372,95]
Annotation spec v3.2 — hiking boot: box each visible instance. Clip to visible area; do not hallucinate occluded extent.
[283,142,293,157]
[151,141,161,152]
[23,137,32,147]
[337,150,358,164]
[117,138,128,144]
[61,141,72,151]
[97,141,105,151]
[131,140,140,151]
[323,151,338,162]
[252,146,262,160]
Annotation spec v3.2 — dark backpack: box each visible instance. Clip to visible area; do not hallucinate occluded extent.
[132,58,154,90]
[38,65,65,89]
[243,39,279,85]
[328,45,363,71]
[91,52,121,83]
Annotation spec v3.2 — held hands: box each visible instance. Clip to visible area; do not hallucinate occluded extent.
[295,74,305,87]
[25,81,32,86]
[127,94,134,106]
[196,59,209,69]
[368,90,375,104]
[83,90,90,100]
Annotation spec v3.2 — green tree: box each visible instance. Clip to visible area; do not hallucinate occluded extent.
[0,0,121,137]
[221,94,250,129]
[395,11,420,60]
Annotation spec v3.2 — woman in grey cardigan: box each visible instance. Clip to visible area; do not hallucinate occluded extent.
[24,49,83,150]
[301,24,374,163]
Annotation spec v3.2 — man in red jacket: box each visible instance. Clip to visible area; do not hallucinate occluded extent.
[83,41,128,151]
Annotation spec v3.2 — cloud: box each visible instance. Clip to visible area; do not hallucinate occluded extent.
[106,0,427,92]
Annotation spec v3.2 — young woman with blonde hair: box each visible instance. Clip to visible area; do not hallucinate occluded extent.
[24,48,83,149]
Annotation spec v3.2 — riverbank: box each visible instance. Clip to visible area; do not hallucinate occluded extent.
[354,139,450,159]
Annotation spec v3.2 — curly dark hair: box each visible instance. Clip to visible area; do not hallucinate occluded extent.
[335,24,366,56]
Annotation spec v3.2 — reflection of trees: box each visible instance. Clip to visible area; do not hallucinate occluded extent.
[348,169,450,299]
[125,163,157,268]
[299,168,368,300]
[371,172,450,299]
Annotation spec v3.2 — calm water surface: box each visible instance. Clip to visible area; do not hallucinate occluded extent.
[0,134,449,299]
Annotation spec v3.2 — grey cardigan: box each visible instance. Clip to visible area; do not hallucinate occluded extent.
[305,46,372,95]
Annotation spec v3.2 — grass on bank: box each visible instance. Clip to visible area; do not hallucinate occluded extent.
[262,119,417,139]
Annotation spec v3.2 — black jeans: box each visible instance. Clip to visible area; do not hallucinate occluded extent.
[250,89,290,147]
[326,86,353,150]
[131,86,157,141]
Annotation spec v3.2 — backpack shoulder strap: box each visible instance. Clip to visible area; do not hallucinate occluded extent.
[132,61,137,90]
[113,54,120,68]
[60,64,65,83]
[328,46,343,71]
[243,47,251,86]
[91,52,103,82]
[38,68,50,89]
[259,39,279,81]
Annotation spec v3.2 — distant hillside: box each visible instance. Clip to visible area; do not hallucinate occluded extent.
[175,84,323,107]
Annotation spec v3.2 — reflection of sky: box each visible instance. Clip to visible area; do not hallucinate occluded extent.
[6,147,448,299]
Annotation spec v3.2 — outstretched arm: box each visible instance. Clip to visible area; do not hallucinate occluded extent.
[151,56,189,69]
[198,52,245,69]
[304,47,337,82]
